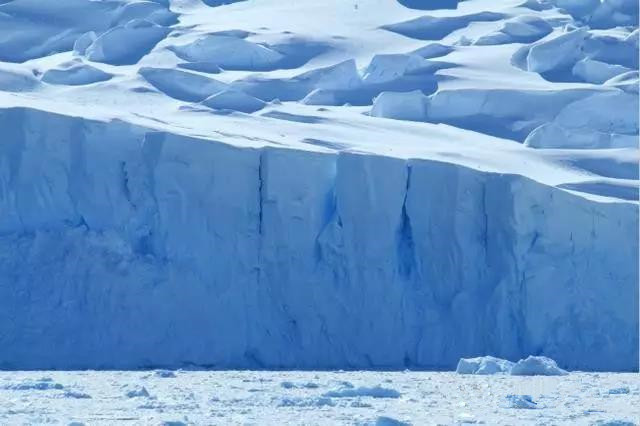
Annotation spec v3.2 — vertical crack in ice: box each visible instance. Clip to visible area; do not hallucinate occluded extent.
[397,163,415,281]
[257,149,265,238]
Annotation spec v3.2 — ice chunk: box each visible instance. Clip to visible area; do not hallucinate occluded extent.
[63,390,92,399]
[125,386,151,398]
[588,0,639,29]
[177,62,222,74]
[527,28,589,74]
[572,58,631,84]
[396,0,459,10]
[505,394,538,409]
[412,43,453,59]
[294,59,362,90]
[154,369,176,378]
[371,90,429,121]
[584,33,639,69]
[73,32,98,56]
[383,12,505,41]
[375,416,411,426]
[85,19,169,65]
[510,356,568,376]
[110,1,178,27]
[5,378,64,391]
[41,62,113,86]
[323,385,401,398]
[456,356,514,375]
[605,71,639,93]
[277,397,335,407]
[202,89,266,113]
[608,387,630,394]
[171,35,284,71]
[525,92,639,149]
[362,54,427,84]
[301,88,342,106]
[139,67,228,102]
[475,15,552,45]
[553,0,600,18]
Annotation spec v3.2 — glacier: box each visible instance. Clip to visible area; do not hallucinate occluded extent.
[0,0,637,372]
[0,107,636,371]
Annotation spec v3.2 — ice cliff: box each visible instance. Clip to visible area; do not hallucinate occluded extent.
[0,0,637,371]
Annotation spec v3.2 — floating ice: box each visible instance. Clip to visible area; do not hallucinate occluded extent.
[510,356,568,376]
[456,356,514,375]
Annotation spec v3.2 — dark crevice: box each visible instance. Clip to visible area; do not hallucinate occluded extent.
[397,164,416,280]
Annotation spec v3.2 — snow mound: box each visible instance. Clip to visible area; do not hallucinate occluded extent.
[201,89,266,113]
[475,15,552,45]
[171,35,284,71]
[323,385,401,399]
[510,356,568,376]
[85,19,169,65]
[382,12,506,41]
[525,92,639,149]
[139,67,228,102]
[371,90,429,121]
[456,356,514,375]
[504,394,538,409]
[41,61,113,86]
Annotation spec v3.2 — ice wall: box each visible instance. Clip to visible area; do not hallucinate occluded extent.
[0,108,637,371]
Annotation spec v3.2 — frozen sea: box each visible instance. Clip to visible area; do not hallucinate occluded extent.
[0,370,638,425]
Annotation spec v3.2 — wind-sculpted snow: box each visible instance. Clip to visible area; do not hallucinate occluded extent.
[0,0,636,371]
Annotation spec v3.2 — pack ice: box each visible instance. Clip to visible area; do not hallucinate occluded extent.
[0,0,637,371]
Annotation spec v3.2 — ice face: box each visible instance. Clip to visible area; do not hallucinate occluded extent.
[0,109,636,371]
